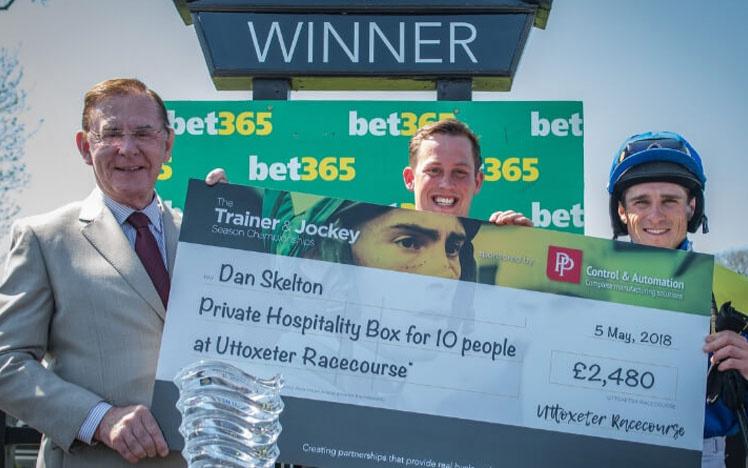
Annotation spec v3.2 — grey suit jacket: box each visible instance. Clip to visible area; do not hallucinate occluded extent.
[0,190,185,467]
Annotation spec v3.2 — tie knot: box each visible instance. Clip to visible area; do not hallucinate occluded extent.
[127,211,151,229]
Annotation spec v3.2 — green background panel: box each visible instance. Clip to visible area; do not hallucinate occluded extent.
[158,100,584,233]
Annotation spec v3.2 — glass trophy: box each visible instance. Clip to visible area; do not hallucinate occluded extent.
[174,361,284,468]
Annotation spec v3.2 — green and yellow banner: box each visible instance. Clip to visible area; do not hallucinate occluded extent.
[158,100,584,232]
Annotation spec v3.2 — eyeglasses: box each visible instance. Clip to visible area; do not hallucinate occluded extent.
[618,137,691,164]
[88,128,165,146]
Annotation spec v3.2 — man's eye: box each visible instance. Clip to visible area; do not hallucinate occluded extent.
[102,130,123,139]
[394,236,423,250]
[446,239,464,257]
[425,167,440,175]
[453,170,468,179]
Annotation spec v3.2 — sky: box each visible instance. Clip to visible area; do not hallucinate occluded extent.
[0,0,746,254]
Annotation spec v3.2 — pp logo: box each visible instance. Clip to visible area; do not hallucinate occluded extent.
[546,246,583,284]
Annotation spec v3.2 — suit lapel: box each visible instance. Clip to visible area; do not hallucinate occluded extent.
[162,203,180,275]
[79,191,166,320]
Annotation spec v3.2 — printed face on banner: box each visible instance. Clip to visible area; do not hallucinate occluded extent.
[618,182,695,250]
[77,93,174,210]
[403,133,483,217]
[351,209,467,280]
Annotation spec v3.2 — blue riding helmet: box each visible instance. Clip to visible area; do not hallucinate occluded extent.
[607,131,707,238]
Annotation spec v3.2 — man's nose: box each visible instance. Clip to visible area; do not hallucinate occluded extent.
[649,203,667,221]
[117,134,140,155]
[437,173,455,189]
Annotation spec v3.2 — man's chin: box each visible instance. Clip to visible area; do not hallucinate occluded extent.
[107,186,157,210]
[636,235,676,250]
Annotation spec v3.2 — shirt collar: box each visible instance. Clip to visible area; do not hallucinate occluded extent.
[100,189,163,233]
[676,238,692,251]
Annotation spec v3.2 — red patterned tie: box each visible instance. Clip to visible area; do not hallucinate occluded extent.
[127,212,170,308]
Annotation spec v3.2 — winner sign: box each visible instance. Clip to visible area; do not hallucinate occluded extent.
[153,180,713,468]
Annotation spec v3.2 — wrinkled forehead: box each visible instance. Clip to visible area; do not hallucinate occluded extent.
[89,93,163,130]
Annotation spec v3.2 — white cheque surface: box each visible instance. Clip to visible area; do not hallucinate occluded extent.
[156,242,708,451]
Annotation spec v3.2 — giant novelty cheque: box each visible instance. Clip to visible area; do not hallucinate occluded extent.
[152,180,713,468]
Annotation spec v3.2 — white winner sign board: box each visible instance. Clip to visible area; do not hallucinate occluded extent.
[152,181,713,467]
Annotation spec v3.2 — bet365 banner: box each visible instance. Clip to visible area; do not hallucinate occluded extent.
[158,101,584,233]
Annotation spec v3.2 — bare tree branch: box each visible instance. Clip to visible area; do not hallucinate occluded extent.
[717,248,748,277]
[0,47,31,237]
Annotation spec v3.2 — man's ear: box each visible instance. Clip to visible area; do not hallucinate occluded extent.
[687,197,696,220]
[76,131,93,166]
[474,171,484,194]
[161,128,175,164]
[403,166,415,192]
[617,201,628,225]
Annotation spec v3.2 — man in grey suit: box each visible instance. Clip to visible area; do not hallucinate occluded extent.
[0,78,184,466]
